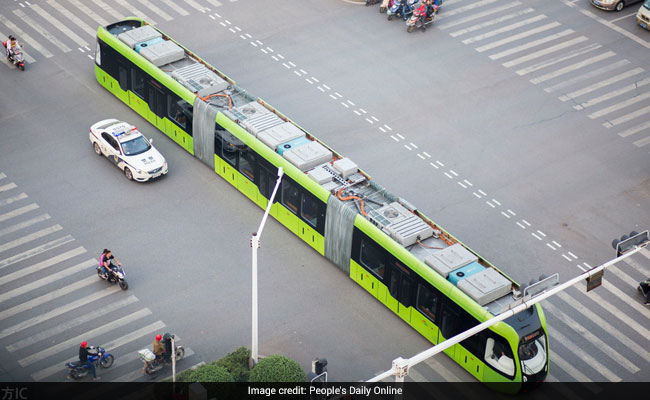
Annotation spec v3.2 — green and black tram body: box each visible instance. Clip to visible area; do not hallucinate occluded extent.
[95,18,549,391]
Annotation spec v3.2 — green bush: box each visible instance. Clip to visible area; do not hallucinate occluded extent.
[249,355,306,382]
[215,346,251,382]
[186,364,235,382]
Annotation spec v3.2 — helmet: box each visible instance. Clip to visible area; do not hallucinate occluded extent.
[155,334,162,341]
[80,341,88,348]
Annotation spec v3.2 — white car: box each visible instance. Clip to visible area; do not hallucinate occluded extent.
[90,119,168,182]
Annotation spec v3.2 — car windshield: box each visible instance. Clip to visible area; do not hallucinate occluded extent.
[645,0,650,10]
[121,136,151,156]
[519,333,546,376]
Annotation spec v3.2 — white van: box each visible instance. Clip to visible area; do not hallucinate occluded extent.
[638,0,650,30]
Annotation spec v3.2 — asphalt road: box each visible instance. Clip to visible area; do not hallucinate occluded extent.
[0,0,649,389]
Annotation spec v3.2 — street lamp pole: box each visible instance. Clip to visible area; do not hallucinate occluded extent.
[251,167,284,367]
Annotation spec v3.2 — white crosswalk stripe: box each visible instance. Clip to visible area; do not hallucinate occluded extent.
[549,327,621,381]
[440,0,499,18]
[439,1,522,29]
[462,15,547,44]
[476,22,562,53]
[490,29,578,62]
[550,352,592,382]
[135,0,174,22]
[32,320,166,380]
[46,0,96,38]
[67,0,109,26]
[115,0,156,25]
[6,295,139,352]
[515,43,602,76]
[0,182,18,193]
[0,258,95,303]
[0,225,63,254]
[502,36,589,67]
[422,356,462,382]
[181,0,208,13]
[450,8,535,38]
[633,135,650,147]
[0,14,53,58]
[13,9,71,53]
[0,203,39,223]
[0,214,51,238]
[529,51,615,84]
[30,4,88,48]
[95,0,126,21]
[589,91,650,119]
[0,235,74,270]
[18,308,152,367]
[544,59,630,93]
[0,173,5,180]
[618,120,650,138]
[603,105,650,128]
[158,0,190,16]
[560,68,645,103]
[205,0,224,7]
[0,246,85,285]
[0,192,28,208]
[577,77,650,110]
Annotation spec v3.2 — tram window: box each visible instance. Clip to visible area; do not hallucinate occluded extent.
[416,284,438,323]
[281,179,300,214]
[440,303,460,339]
[117,63,128,91]
[132,68,145,99]
[485,334,515,378]
[301,194,320,228]
[258,166,276,200]
[239,148,256,182]
[222,138,238,167]
[360,239,386,279]
[168,98,188,129]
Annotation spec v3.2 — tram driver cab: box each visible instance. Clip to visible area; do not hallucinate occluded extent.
[485,337,515,377]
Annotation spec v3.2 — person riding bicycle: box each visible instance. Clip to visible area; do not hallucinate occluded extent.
[100,249,122,279]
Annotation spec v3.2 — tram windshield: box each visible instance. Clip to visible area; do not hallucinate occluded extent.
[519,329,547,376]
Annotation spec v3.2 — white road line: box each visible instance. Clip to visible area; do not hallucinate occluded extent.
[532,233,542,240]
[378,126,385,132]
[618,120,650,138]
[489,28,576,61]
[0,173,5,180]
[422,356,462,382]
[517,222,526,229]
[430,162,439,169]
[562,254,572,261]
[579,77,650,110]
[0,258,95,304]
[609,264,647,289]
[544,59,630,93]
[486,201,495,208]
[501,211,511,218]
[462,15,547,44]
[603,104,650,128]
[640,247,650,259]
[502,36,588,67]
[159,0,189,16]
[0,203,39,222]
[556,291,650,361]
[439,2,521,29]
[0,235,74,270]
[346,99,354,106]
[94,0,125,21]
[492,198,500,205]
[611,11,638,22]
[365,117,373,123]
[440,0,499,18]
[30,4,87,47]
[0,275,96,322]
[549,326,621,381]
[589,91,650,119]
[0,214,51,238]
[405,145,412,151]
[537,230,546,236]
[181,0,207,13]
[546,243,556,250]
[473,192,481,198]
[476,22,562,53]
[549,352,593,382]
[507,209,515,215]
[544,302,638,373]
[411,142,419,149]
[114,0,156,25]
[530,51,616,84]
[277,54,284,59]
[0,182,17,192]
[397,134,405,140]
[457,181,467,189]
[0,225,62,254]
[576,264,587,272]
[7,295,139,352]
[0,246,85,286]
[552,240,561,247]
[135,0,173,21]
[522,219,531,226]
[561,68,645,103]
[46,0,95,37]
[204,0,223,6]
[266,47,274,53]
[67,0,108,26]
[391,135,399,142]
[19,308,153,367]
[568,251,577,259]
[633,136,650,148]
[0,14,53,58]
[450,8,534,37]
[0,286,120,340]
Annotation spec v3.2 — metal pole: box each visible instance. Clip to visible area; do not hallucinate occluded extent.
[367,245,646,382]
[251,167,284,366]
[171,336,176,383]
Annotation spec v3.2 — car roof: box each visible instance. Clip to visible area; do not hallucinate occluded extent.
[101,121,144,143]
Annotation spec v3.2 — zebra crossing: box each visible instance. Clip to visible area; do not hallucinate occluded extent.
[0,0,240,63]
[438,0,650,154]
[0,173,194,381]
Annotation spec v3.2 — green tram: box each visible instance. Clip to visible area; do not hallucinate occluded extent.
[95,18,549,391]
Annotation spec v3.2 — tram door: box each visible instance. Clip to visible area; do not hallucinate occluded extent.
[387,261,413,322]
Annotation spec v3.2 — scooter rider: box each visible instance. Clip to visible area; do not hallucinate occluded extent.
[640,279,650,306]
[153,334,166,363]
[5,35,16,58]
[100,249,122,279]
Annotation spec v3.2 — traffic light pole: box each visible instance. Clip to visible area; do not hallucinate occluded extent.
[251,167,284,367]
[367,242,647,383]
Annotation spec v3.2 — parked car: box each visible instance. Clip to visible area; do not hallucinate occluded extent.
[637,0,650,30]
[90,119,168,182]
[591,0,643,12]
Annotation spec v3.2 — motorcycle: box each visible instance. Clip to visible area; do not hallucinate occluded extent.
[407,3,438,32]
[65,346,114,380]
[139,333,185,375]
[387,0,418,21]
[97,262,128,290]
[639,278,650,304]
[365,0,381,5]
[2,41,25,71]
[379,0,394,13]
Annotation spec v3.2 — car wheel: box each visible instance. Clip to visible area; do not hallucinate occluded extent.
[93,142,101,156]
[615,1,624,11]
[124,167,133,181]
